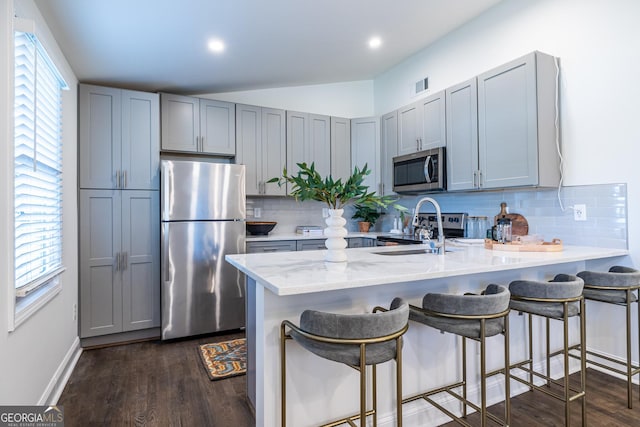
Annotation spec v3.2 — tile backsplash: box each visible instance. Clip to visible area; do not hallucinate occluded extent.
[247,183,627,249]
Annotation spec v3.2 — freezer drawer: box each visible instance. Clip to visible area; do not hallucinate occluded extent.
[161,220,245,339]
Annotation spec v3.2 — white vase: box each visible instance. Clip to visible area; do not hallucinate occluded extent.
[324,208,348,262]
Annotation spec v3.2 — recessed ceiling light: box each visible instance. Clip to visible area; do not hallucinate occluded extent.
[208,39,225,53]
[368,37,382,49]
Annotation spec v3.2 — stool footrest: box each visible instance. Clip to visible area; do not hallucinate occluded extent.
[401,379,508,427]
[510,366,585,402]
[319,409,376,427]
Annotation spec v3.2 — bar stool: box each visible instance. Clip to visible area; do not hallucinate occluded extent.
[280,298,409,427]
[406,284,511,427]
[576,266,640,408]
[508,274,586,427]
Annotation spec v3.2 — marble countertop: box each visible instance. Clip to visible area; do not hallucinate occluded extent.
[226,244,629,296]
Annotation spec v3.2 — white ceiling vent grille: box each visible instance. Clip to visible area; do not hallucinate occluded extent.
[414,77,429,96]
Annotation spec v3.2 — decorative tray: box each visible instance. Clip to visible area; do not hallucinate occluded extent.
[484,238,563,252]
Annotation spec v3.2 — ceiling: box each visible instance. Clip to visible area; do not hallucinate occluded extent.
[33,0,503,95]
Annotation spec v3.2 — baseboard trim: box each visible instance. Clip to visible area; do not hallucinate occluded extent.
[38,336,82,405]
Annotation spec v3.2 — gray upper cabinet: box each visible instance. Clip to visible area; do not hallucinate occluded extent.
[397,101,420,155]
[161,93,236,156]
[80,189,160,338]
[419,91,446,150]
[79,84,159,190]
[330,116,351,182]
[351,117,380,193]
[477,51,559,189]
[446,78,479,191]
[286,111,330,178]
[236,104,286,196]
[397,91,446,156]
[380,111,398,196]
[447,52,559,190]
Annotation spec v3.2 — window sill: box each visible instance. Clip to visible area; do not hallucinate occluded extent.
[13,274,63,330]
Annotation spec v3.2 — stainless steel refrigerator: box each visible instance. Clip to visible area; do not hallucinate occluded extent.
[160,160,246,340]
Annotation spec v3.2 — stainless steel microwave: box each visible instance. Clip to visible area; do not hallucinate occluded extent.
[392,147,446,193]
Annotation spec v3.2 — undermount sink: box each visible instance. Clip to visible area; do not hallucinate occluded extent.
[373,248,436,256]
[373,247,461,256]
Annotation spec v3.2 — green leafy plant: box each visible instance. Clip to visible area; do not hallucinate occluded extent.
[352,203,382,226]
[267,162,403,211]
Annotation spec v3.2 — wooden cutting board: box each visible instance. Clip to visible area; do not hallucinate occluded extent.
[494,202,529,236]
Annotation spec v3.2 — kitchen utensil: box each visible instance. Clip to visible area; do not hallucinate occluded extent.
[494,202,528,236]
[246,221,277,235]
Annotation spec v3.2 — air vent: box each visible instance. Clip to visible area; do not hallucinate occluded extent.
[414,77,429,95]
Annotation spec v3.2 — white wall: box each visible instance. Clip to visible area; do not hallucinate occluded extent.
[199,79,374,118]
[375,0,640,264]
[374,0,640,365]
[0,0,80,404]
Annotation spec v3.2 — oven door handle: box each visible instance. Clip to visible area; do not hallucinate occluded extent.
[424,155,434,183]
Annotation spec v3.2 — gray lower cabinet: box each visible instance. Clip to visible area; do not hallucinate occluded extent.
[246,240,297,253]
[79,84,159,190]
[247,237,375,252]
[79,189,160,338]
[296,239,327,251]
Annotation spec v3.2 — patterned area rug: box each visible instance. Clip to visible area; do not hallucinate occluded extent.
[198,338,247,381]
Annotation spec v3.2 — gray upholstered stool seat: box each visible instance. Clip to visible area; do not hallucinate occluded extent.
[509,273,583,318]
[508,273,586,427]
[576,266,640,409]
[410,284,509,338]
[280,298,409,427]
[578,266,640,304]
[407,284,511,427]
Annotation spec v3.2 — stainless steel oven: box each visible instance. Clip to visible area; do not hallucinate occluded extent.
[392,147,446,193]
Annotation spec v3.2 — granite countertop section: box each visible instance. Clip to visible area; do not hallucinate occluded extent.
[226,244,628,296]
[246,232,383,242]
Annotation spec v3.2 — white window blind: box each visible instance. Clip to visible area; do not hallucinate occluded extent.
[14,31,67,297]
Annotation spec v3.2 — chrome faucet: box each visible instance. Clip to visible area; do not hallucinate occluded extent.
[412,197,445,255]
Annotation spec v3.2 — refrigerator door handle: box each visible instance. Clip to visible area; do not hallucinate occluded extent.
[162,223,170,282]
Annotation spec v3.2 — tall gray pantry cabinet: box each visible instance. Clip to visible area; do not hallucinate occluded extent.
[78,84,160,342]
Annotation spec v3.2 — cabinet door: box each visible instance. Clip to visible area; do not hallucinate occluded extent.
[121,90,159,190]
[287,111,331,178]
[351,117,380,194]
[347,238,363,248]
[330,116,351,182]
[200,99,236,155]
[160,93,199,152]
[309,114,331,177]
[79,190,122,337]
[79,84,121,189]
[420,91,446,150]
[397,102,420,155]
[236,104,262,196]
[380,111,398,196]
[246,241,297,253]
[446,78,479,191]
[478,52,538,189]
[121,190,160,332]
[261,108,287,196]
[296,239,327,251]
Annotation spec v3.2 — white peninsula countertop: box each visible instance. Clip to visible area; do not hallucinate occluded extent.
[226,243,629,296]
[225,244,629,427]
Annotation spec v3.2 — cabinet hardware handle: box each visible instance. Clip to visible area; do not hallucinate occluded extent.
[473,170,477,188]
[115,252,119,271]
[116,170,120,189]
[123,170,127,188]
[478,170,483,188]
[416,138,420,151]
[123,252,128,270]
[200,136,204,152]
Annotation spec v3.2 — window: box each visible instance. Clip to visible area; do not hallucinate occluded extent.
[14,31,67,305]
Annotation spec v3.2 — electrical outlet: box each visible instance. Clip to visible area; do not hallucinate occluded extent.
[574,204,587,221]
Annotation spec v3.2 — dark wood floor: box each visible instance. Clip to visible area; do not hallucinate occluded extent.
[60,331,640,426]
